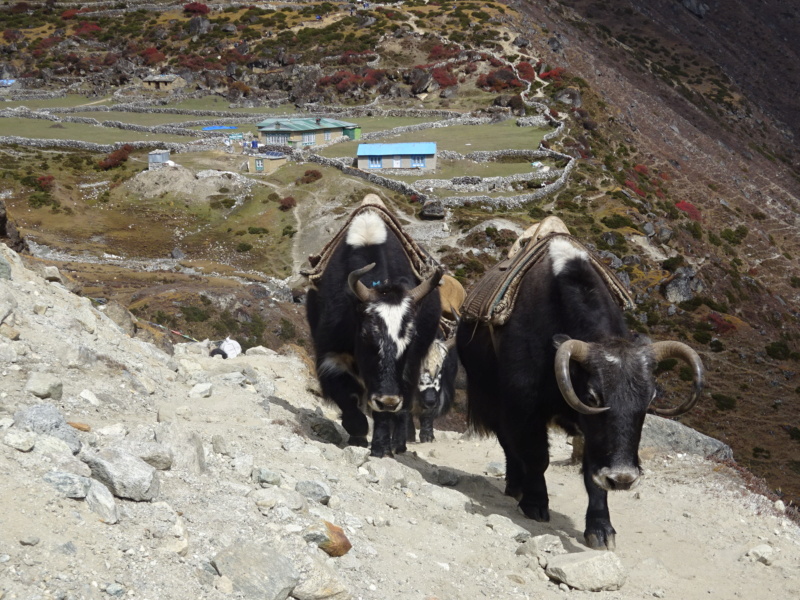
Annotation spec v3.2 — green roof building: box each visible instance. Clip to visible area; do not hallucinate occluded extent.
[256,117,361,148]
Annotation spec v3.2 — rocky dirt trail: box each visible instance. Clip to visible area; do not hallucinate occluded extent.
[1,241,799,600]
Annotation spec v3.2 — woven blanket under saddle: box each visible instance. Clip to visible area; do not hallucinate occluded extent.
[301,194,440,285]
[460,216,635,325]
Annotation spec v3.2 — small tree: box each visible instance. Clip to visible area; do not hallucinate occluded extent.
[183,2,210,15]
[98,144,133,170]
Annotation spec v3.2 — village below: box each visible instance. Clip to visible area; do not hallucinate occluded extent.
[1,1,800,599]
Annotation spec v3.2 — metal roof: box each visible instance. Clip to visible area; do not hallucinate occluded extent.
[357,143,437,156]
[255,152,286,159]
[256,118,358,131]
[143,74,178,82]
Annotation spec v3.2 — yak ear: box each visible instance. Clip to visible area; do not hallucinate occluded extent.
[631,332,653,346]
[553,334,571,349]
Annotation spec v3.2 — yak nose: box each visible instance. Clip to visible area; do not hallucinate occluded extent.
[593,466,641,491]
[369,395,402,413]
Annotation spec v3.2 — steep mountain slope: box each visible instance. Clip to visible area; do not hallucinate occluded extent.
[2,237,800,600]
[1,0,798,507]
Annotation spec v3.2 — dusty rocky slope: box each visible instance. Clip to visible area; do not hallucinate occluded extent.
[2,237,800,599]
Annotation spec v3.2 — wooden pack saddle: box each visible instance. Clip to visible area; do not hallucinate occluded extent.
[460,216,635,325]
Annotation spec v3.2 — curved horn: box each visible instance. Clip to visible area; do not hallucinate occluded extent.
[554,339,609,415]
[408,268,443,304]
[651,341,704,416]
[347,263,378,303]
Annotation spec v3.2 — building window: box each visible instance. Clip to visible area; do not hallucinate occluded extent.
[411,155,426,168]
[324,130,332,141]
[368,156,382,168]
[302,132,316,146]
[255,159,263,172]
[265,133,289,145]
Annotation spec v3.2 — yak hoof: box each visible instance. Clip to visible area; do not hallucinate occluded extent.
[394,443,407,454]
[348,435,369,448]
[519,501,550,522]
[584,527,616,551]
[370,447,393,459]
[419,431,435,443]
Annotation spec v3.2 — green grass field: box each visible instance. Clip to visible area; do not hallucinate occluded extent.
[390,158,551,183]
[0,117,197,144]
[1,94,115,109]
[320,120,549,158]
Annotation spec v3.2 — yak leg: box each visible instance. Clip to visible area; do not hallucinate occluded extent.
[583,466,616,550]
[496,431,525,501]
[318,367,368,447]
[391,411,409,455]
[418,409,435,443]
[514,418,551,522]
[371,411,394,458]
[405,414,417,443]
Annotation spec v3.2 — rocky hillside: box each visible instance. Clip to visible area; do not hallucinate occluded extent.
[2,226,800,600]
[1,0,799,518]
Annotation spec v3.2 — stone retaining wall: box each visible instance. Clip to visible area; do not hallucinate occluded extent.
[0,136,217,154]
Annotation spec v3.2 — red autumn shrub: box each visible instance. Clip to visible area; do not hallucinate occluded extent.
[539,67,565,80]
[675,200,702,221]
[428,44,460,61]
[61,8,79,20]
[2,29,22,42]
[141,47,165,65]
[362,68,385,88]
[516,61,536,82]
[476,68,524,92]
[464,62,477,74]
[431,67,457,88]
[35,175,55,191]
[708,312,736,334]
[659,172,670,180]
[633,164,649,175]
[98,144,133,170]
[183,2,209,15]
[279,196,296,211]
[624,179,646,197]
[74,22,101,37]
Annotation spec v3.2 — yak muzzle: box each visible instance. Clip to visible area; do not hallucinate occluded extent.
[592,466,642,491]
[369,395,402,413]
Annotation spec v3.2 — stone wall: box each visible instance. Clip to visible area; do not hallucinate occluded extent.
[0,136,217,154]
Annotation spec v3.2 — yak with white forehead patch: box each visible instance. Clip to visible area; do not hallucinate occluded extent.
[457,235,704,550]
[306,209,442,458]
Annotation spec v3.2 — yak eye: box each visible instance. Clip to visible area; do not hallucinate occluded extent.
[587,388,602,406]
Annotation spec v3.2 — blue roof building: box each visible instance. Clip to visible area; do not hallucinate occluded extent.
[356,142,437,171]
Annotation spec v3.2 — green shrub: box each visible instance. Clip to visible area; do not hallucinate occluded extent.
[601,214,635,229]
[681,221,702,240]
[655,358,678,374]
[692,330,712,344]
[765,340,792,360]
[248,227,269,235]
[787,426,800,442]
[709,339,724,352]
[712,393,736,411]
[661,255,684,272]
[678,366,694,381]
[790,276,800,289]
[752,446,771,459]
[236,242,253,253]
[278,317,296,341]
[720,225,747,245]
[181,306,210,322]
